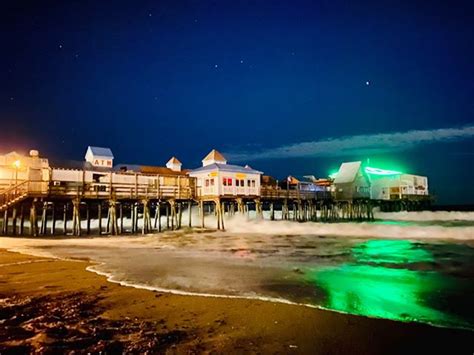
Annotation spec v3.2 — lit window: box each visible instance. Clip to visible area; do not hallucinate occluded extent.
[223,178,227,186]
[227,178,233,186]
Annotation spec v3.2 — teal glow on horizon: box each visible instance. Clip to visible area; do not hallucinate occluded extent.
[329,164,403,179]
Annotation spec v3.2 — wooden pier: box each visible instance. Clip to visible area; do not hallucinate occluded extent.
[0,174,195,237]
[0,148,430,237]
[0,176,380,237]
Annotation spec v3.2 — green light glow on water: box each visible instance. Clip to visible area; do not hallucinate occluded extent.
[305,240,466,328]
[309,265,452,324]
[352,240,433,264]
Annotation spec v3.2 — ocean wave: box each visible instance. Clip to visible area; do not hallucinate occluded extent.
[86,263,305,305]
[223,215,474,241]
[374,210,474,222]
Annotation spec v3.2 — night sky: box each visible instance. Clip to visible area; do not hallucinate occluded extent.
[1,1,473,204]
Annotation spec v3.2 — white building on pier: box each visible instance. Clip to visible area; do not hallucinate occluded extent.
[189,149,263,198]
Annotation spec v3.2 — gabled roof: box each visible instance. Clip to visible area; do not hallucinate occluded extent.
[334,161,362,184]
[191,163,263,175]
[87,146,114,158]
[167,156,182,165]
[202,149,226,162]
[5,151,21,157]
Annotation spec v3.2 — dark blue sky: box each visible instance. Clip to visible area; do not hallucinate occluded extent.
[1,0,473,204]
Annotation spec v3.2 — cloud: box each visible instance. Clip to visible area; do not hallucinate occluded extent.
[225,125,474,161]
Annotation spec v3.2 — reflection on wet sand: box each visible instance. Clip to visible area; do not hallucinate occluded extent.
[306,240,473,329]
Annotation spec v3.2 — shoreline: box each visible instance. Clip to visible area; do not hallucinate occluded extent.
[5,241,473,333]
[85,262,474,333]
[0,248,472,353]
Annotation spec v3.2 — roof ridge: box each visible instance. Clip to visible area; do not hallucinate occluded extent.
[167,156,182,164]
[203,149,226,162]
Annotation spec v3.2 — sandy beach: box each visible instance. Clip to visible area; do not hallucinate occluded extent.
[0,248,472,354]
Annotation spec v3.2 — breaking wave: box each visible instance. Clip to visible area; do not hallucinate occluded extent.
[222,215,474,241]
[373,210,474,222]
[85,263,306,306]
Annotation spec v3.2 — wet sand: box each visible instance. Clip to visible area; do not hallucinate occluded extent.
[0,249,472,354]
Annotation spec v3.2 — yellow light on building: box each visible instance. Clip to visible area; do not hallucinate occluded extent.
[13,160,21,168]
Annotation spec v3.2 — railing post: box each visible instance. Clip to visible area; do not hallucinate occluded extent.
[156,175,160,199]
[178,176,181,199]
[109,172,113,199]
[82,170,86,197]
[135,174,138,199]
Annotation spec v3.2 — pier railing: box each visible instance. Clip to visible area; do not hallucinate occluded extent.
[260,186,331,200]
[0,181,30,211]
[0,175,195,205]
[48,180,194,200]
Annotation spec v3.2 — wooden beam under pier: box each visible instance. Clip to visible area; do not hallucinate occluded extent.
[86,203,90,235]
[188,201,192,228]
[119,203,124,234]
[72,199,81,236]
[11,207,17,235]
[98,202,102,235]
[63,203,68,235]
[2,209,8,235]
[19,204,25,235]
[51,203,56,235]
[30,201,38,237]
[200,200,205,228]
[40,202,47,236]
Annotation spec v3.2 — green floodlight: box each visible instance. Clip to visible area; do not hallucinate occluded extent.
[365,166,402,176]
[329,171,338,179]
